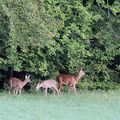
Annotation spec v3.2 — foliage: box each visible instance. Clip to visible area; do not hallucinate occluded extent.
[0,0,60,76]
[0,0,120,90]
[44,0,120,89]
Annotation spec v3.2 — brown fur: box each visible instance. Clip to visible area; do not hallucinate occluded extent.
[57,69,85,95]
[9,75,31,95]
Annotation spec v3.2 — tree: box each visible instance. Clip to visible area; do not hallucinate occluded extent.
[44,0,120,89]
[0,0,60,77]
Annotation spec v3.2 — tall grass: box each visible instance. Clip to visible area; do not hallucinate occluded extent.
[0,90,120,120]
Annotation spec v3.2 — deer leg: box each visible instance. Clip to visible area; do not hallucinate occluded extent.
[58,82,62,95]
[15,88,17,95]
[67,84,70,94]
[15,88,19,95]
[9,87,12,94]
[55,87,59,96]
[45,88,48,96]
[68,83,73,94]
[53,86,59,96]
[73,85,77,95]
[12,88,15,94]
[13,88,16,95]
[18,89,21,95]
[68,86,72,94]
[51,88,55,96]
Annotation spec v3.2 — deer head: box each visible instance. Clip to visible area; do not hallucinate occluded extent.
[36,80,43,91]
[76,68,85,81]
[25,74,31,83]
[79,68,85,76]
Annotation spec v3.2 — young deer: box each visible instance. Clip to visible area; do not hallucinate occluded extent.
[36,79,59,96]
[9,74,31,95]
[57,68,85,95]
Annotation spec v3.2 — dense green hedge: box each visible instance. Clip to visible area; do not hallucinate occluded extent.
[0,0,120,90]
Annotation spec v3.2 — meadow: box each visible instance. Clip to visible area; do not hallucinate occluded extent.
[0,90,120,120]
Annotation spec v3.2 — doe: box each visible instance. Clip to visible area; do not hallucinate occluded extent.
[57,68,85,95]
[36,79,59,96]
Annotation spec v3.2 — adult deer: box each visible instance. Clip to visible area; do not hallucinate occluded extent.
[36,79,59,96]
[57,68,85,95]
[9,74,31,95]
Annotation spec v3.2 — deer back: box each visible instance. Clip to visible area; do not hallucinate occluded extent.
[57,68,85,85]
[36,79,57,90]
[57,74,76,84]
[9,77,22,88]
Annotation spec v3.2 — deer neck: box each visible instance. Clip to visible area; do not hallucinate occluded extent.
[75,72,83,81]
[20,80,28,88]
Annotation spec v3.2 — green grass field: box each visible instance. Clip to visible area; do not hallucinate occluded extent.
[0,91,120,120]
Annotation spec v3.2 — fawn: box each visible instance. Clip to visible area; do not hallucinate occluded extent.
[9,74,31,95]
[36,79,59,96]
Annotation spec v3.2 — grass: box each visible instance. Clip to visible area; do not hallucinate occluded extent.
[0,90,120,120]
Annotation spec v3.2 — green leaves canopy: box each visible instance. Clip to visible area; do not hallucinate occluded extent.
[0,0,120,89]
[0,0,59,76]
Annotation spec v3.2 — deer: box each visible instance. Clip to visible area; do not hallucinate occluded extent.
[36,79,59,96]
[57,68,85,95]
[9,74,31,95]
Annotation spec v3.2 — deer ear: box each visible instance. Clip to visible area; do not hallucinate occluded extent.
[27,74,30,78]
[25,74,27,79]
[25,74,30,79]
[77,68,81,71]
